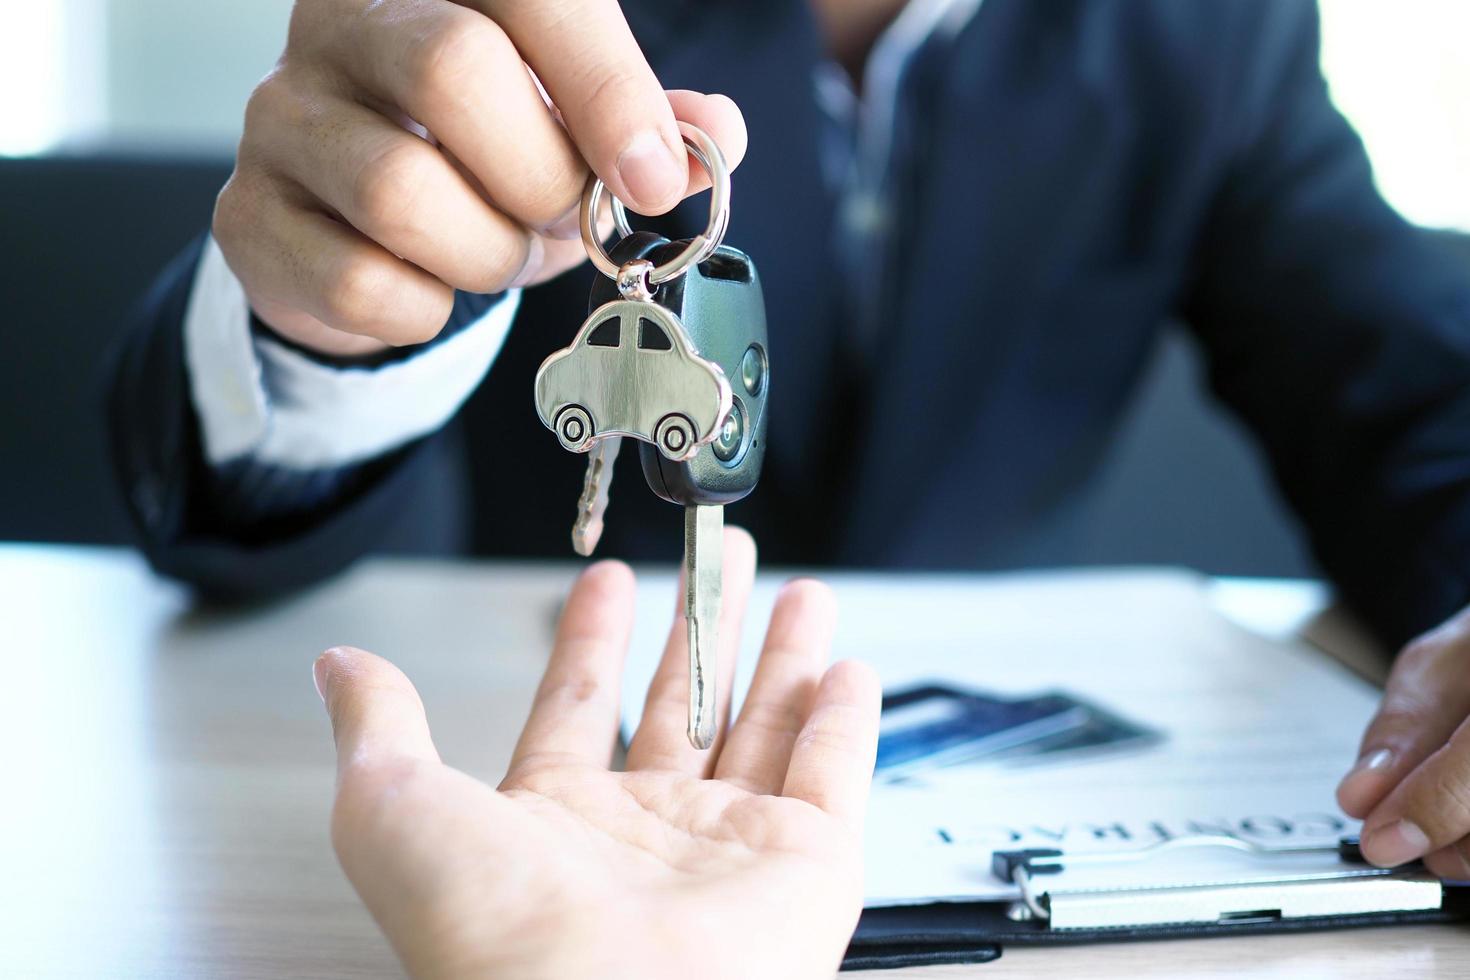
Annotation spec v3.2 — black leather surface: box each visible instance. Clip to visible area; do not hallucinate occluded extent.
[842,942,1003,971]
[840,893,1470,969]
[841,892,1470,970]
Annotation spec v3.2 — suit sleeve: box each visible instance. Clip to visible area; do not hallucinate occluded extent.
[1182,0,1470,647]
[106,235,507,601]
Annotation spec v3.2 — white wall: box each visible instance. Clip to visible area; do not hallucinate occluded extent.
[0,0,289,154]
[103,0,293,150]
[1320,0,1470,232]
[0,0,1466,230]
[0,0,108,154]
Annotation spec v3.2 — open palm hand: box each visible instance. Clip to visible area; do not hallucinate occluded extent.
[317,530,880,980]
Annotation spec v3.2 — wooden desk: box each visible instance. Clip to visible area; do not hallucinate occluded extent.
[4,545,1465,978]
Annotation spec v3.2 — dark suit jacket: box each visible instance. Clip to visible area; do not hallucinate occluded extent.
[109,0,1470,648]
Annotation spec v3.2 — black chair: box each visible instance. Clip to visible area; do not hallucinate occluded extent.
[1,155,231,544]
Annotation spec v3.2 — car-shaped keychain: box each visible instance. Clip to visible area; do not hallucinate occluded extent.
[534,299,733,461]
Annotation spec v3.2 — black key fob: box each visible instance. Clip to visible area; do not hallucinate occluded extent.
[588,232,770,506]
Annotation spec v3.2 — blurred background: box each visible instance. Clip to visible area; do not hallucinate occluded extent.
[2,0,1468,575]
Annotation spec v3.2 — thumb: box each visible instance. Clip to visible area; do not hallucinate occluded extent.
[1337,617,1470,818]
[1360,713,1470,869]
[315,646,441,779]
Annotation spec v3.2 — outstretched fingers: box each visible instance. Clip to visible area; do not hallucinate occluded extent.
[507,560,637,776]
[781,660,882,833]
[714,579,837,795]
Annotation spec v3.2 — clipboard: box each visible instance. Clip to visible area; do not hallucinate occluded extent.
[617,569,1470,972]
[844,835,1464,970]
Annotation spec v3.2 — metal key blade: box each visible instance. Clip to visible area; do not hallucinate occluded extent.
[684,504,723,749]
[572,436,622,557]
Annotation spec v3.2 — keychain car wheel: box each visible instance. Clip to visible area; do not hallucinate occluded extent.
[555,406,595,453]
[655,413,697,461]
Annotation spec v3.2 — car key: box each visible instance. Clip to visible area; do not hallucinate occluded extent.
[587,232,769,749]
[684,503,723,748]
[571,435,621,557]
[535,123,766,749]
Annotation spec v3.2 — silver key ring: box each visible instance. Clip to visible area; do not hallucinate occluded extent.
[580,121,731,288]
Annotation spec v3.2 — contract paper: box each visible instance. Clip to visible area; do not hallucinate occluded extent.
[618,568,1379,907]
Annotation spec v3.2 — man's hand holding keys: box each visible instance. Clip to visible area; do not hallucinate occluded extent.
[214,0,747,357]
[316,529,882,980]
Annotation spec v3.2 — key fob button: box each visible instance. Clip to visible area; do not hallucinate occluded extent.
[712,399,745,463]
[740,344,766,397]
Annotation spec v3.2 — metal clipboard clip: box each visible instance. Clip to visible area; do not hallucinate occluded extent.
[991,835,1443,931]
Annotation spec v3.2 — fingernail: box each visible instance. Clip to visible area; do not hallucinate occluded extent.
[1364,819,1430,866]
[312,655,330,705]
[1338,749,1394,798]
[1356,748,1394,774]
[546,204,583,241]
[509,235,545,289]
[616,131,683,212]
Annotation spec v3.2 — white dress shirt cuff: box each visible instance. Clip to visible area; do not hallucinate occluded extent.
[183,235,520,470]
